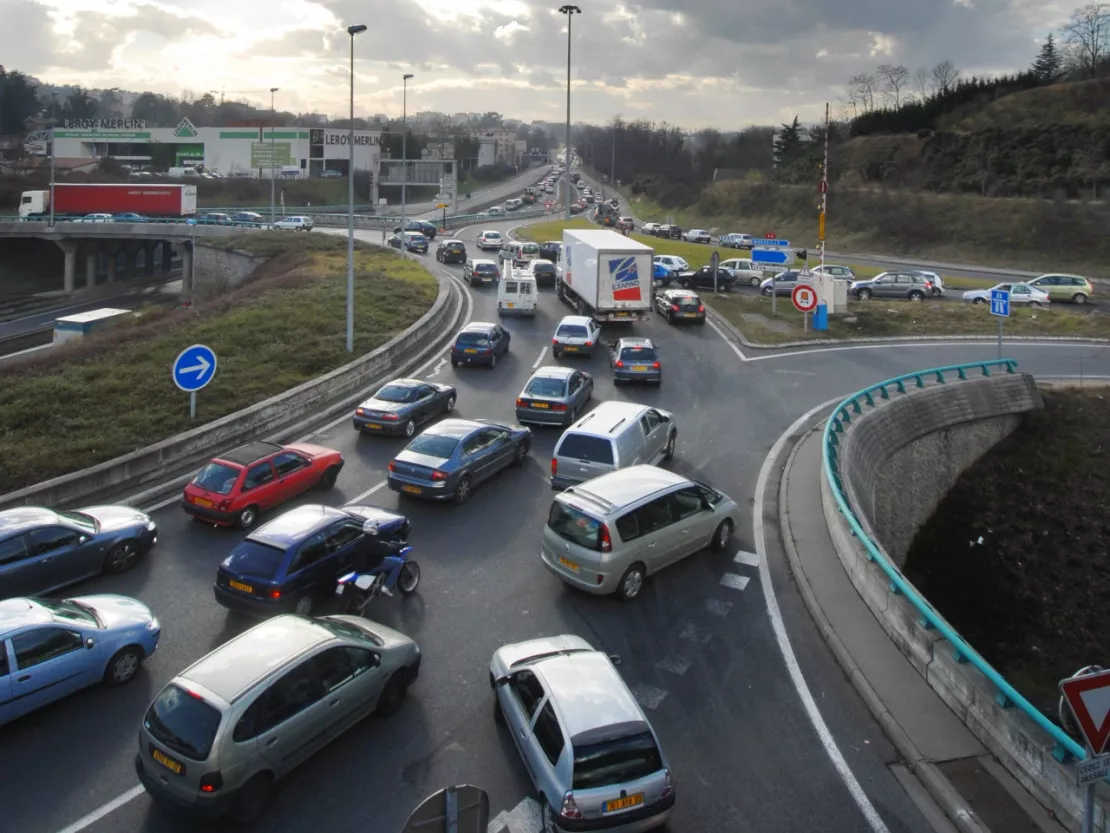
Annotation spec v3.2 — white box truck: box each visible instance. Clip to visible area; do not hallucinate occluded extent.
[558,229,653,322]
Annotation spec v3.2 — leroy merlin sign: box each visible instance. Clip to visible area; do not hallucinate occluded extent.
[251,142,293,168]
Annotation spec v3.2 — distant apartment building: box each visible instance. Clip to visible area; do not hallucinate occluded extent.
[468,128,517,164]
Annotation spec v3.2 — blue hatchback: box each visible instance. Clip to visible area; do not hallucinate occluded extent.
[450,321,511,368]
[213,503,409,616]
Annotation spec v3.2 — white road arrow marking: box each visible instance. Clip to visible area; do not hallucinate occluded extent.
[488,797,543,832]
[426,356,448,379]
[177,355,211,378]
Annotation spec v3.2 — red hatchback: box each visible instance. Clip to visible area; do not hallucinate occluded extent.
[182,441,344,528]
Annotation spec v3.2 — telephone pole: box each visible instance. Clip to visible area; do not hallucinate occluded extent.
[819,102,829,270]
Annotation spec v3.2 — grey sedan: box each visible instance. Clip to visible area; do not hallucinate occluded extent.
[760,270,812,297]
[354,378,458,437]
[849,271,933,301]
[515,366,594,426]
[386,418,532,504]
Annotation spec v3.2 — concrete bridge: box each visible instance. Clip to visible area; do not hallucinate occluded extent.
[0,222,251,294]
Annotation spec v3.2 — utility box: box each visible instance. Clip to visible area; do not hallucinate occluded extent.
[54,308,130,344]
[816,277,848,313]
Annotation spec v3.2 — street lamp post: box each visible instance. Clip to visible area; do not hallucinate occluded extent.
[400,73,414,256]
[269,87,279,227]
[49,92,58,227]
[346,24,368,354]
[559,5,580,221]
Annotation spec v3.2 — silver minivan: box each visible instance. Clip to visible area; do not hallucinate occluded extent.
[491,634,675,832]
[550,401,677,490]
[136,614,421,823]
[542,466,740,600]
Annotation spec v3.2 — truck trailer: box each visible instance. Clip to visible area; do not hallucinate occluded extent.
[558,229,654,322]
[19,183,198,220]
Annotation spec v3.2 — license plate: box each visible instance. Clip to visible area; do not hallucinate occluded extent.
[151,748,183,775]
[193,497,212,508]
[632,365,647,371]
[564,346,578,352]
[532,402,549,409]
[402,485,422,494]
[684,312,697,317]
[229,580,253,594]
[506,302,514,308]
[558,556,580,573]
[366,423,381,430]
[464,348,478,354]
[604,794,643,813]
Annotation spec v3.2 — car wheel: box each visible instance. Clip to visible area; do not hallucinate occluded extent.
[762,286,773,296]
[616,563,646,601]
[663,432,676,461]
[666,311,674,324]
[908,290,925,302]
[319,465,340,489]
[451,357,459,366]
[1073,293,1089,304]
[229,774,273,825]
[237,505,260,529]
[972,297,986,305]
[1030,301,1044,309]
[104,646,143,686]
[377,669,411,716]
[444,394,456,413]
[857,288,872,301]
[403,419,417,438]
[489,353,497,369]
[293,596,313,616]
[711,519,734,551]
[512,442,529,466]
[104,540,141,575]
[453,475,473,505]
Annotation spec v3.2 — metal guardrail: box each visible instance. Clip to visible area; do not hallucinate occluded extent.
[822,359,1089,765]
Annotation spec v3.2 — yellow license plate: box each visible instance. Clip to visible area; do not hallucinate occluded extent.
[564,346,578,352]
[464,348,478,354]
[229,580,253,594]
[632,365,647,371]
[532,402,549,409]
[366,424,381,430]
[151,749,183,775]
[506,302,514,308]
[605,794,643,813]
[684,313,697,317]
[193,497,213,508]
[402,485,422,494]
[558,556,580,572]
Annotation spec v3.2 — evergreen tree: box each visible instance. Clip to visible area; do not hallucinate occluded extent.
[779,116,803,158]
[1032,33,1062,82]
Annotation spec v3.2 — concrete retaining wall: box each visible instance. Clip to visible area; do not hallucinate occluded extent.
[193,244,263,295]
[822,373,1109,832]
[0,275,459,511]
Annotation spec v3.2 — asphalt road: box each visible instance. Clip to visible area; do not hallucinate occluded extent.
[7,212,1110,833]
[0,279,184,339]
[408,165,555,220]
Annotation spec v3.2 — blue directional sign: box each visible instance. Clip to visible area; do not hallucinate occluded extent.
[752,238,790,247]
[751,248,792,265]
[990,288,1010,318]
[172,344,218,392]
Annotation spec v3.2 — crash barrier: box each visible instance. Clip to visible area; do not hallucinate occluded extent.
[0,274,465,512]
[822,359,1108,831]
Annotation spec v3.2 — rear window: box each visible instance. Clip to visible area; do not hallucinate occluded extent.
[456,332,491,345]
[556,433,614,465]
[572,730,663,790]
[521,243,539,255]
[192,462,241,495]
[406,434,459,458]
[504,281,519,293]
[145,684,223,761]
[556,324,588,338]
[547,501,602,551]
[673,295,700,308]
[475,264,498,274]
[228,540,286,580]
[375,384,416,403]
[534,262,556,274]
[527,376,567,397]
[619,346,657,361]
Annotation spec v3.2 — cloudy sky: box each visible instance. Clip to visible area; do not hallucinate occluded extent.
[2,0,1076,127]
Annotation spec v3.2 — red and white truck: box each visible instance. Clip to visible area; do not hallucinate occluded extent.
[557,229,654,322]
[18,183,198,220]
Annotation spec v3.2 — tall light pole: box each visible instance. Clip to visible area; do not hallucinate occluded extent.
[49,92,58,227]
[559,5,580,221]
[400,73,414,252]
[346,24,367,354]
[269,87,279,227]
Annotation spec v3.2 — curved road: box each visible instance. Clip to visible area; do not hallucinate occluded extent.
[4,212,1109,833]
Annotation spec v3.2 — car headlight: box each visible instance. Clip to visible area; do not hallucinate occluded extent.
[146,520,157,531]
[146,617,160,631]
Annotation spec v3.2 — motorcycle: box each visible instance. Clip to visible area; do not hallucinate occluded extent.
[335,522,421,615]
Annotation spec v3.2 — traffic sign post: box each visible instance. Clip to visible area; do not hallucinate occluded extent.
[792,284,818,336]
[436,202,449,231]
[710,250,720,294]
[990,287,1010,359]
[172,343,218,420]
[1060,667,1110,832]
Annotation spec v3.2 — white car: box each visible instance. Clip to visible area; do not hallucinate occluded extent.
[911,270,945,296]
[720,258,766,287]
[962,282,1050,307]
[654,255,689,273]
[807,264,857,282]
[476,230,503,251]
[77,213,113,223]
[488,206,506,216]
[273,215,313,231]
[682,228,712,244]
[552,315,602,358]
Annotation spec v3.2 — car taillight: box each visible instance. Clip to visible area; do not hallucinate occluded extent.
[552,338,559,345]
[268,589,281,599]
[356,408,366,416]
[552,403,567,411]
[199,772,224,793]
[599,524,612,553]
[560,791,583,819]
[671,304,680,311]
[382,413,399,421]
[661,767,674,799]
[551,458,557,477]
[516,398,526,407]
[653,362,661,369]
[585,341,593,347]
[217,500,231,511]
[431,470,448,481]
[387,461,397,472]
[698,305,705,312]
[615,360,624,368]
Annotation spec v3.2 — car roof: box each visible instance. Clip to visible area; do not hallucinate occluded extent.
[616,337,654,348]
[564,401,653,439]
[0,597,55,631]
[441,239,463,245]
[564,465,688,515]
[531,365,575,380]
[532,259,555,266]
[480,229,502,235]
[213,441,285,467]
[0,506,61,536]
[179,615,338,703]
[422,418,485,439]
[459,321,496,334]
[664,289,698,299]
[380,378,424,389]
[247,504,347,550]
[558,315,593,327]
[471,259,497,266]
[534,651,647,742]
[1035,272,1087,279]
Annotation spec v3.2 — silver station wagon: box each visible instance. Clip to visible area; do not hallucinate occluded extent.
[491,634,675,832]
[541,466,740,600]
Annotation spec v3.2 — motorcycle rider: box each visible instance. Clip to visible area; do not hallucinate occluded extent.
[351,520,408,597]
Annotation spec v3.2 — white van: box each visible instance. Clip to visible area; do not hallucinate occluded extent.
[497,268,537,317]
[499,240,541,269]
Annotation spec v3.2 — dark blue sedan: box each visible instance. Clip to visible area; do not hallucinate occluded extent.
[113,212,146,223]
[450,321,510,368]
[388,232,429,253]
[213,503,409,616]
[353,377,458,437]
[387,418,532,504]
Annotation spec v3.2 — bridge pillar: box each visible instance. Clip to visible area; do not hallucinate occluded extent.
[123,243,139,278]
[54,240,78,293]
[104,243,120,283]
[178,242,194,298]
[161,241,174,273]
[84,244,98,289]
[143,242,156,276]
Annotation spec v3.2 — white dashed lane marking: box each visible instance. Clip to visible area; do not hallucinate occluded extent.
[734,550,760,567]
[655,655,693,676]
[720,573,751,591]
[679,623,712,645]
[706,598,734,616]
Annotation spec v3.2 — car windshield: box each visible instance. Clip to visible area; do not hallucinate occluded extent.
[556,324,588,338]
[547,501,602,550]
[228,540,286,580]
[316,616,385,647]
[456,332,491,346]
[527,377,567,397]
[572,730,663,790]
[37,598,100,626]
[145,684,223,762]
[620,346,657,361]
[484,233,502,240]
[406,434,460,458]
[56,510,98,532]
[375,384,416,403]
[192,462,240,495]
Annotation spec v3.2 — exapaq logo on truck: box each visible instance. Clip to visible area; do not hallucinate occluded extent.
[608,256,641,301]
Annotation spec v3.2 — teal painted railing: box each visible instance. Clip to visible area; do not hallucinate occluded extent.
[822,359,1089,765]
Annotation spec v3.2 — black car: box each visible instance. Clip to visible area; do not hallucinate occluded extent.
[532,260,557,286]
[394,220,437,240]
[213,503,408,616]
[675,265,735,291]
[436,239,467,263]
[195,212,233,226]
[569,203,584,215]
[353,377,458,437]
[655,289,706,325]
[539,241,562,262]
[231,211,266,227]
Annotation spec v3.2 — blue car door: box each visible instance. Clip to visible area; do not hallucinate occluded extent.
[324,520,365,579]
[281,532,333,605]
[8,627,100,721]
[0,640,14,725]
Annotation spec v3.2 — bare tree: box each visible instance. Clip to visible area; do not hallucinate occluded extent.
[848,73,877,111]
[912,66,932,100]
[1063,3,1110,79]
[836,92,859,120]
[876,64,910,107]
[930,60,961,95]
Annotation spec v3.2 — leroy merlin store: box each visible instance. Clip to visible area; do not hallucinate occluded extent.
[51,117,382,182]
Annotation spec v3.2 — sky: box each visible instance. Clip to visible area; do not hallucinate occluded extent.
[1,0,1078,128]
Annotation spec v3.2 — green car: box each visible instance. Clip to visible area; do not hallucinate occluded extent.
[1027,273,1095,304]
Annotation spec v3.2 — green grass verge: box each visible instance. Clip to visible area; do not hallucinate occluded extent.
[0,234,438,494]
[708,294,1110,344]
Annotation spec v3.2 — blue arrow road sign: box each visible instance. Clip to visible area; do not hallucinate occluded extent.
[751,248,792,265]
[172,344,218,392]
[990,288,1010,318]
[752,238,790,247]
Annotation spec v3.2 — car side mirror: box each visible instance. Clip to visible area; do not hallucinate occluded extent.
[85,638,96,650]
[371,653,382,667]
[362,520,380,536]
[494,674,511,687]
[608,654,623,666]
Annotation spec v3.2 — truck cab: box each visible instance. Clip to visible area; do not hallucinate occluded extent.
[18,191,48,220]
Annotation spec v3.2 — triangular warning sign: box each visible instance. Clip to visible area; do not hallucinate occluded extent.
[1060,669,1110,754]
